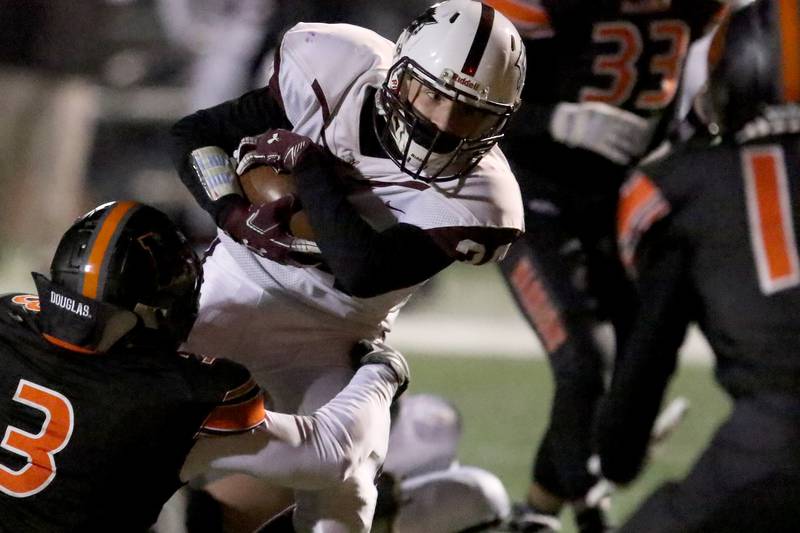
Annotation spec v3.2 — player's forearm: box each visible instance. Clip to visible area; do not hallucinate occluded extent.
[210,364,400,490]
[595,353,676,484]
[313,364,398,450]
[294,150,453,297]
[596,232,691,484]
[168,87,291,219]
[297,363,400,486]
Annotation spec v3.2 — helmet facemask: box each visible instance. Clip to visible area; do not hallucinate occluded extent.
[127,229,202,346]
[374,0,525,182]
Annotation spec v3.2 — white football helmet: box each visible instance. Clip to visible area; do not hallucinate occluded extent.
[375,0,526,181]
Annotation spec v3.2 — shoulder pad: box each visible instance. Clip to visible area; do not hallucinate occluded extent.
[0,293,42,329]
[276,23,393,129]
[177,352,267,435]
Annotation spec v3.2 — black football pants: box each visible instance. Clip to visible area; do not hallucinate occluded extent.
[499,193,634,500]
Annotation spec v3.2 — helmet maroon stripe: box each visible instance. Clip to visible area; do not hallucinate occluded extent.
[311,79,331,123]
[461,3,495,76]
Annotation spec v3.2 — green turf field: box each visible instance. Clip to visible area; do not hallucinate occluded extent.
[405,354,731,532]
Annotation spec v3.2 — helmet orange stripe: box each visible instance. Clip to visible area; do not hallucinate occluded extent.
[81,201,138,299]
[482,0,550,26]
[779,0,800,102]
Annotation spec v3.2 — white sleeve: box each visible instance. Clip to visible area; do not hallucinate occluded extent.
[210,364,397,490]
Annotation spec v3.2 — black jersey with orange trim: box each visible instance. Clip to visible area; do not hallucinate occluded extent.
[492,0,725,204]
[618,131,800,399]
[523,0,723,118]
[598,129,800,483]
[0,293,264,532]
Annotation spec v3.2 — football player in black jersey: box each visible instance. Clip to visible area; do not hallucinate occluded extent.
[596,1,800,530]
[483,0,726,531]
[0,201,408,532]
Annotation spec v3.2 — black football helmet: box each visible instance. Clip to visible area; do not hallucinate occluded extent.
[50,201,202,345]
[706,0,800,135]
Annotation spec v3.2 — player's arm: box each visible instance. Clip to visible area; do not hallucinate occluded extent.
[179,356,270,482]
[211,341,409,490]
[237,129,460,296]
[168,84,292,223]
[294,149,458,296]
[509,97,655,167]
[298,148,524,294]
[499,0,655,165]
[594,216,694,485]
[263,131,524,295]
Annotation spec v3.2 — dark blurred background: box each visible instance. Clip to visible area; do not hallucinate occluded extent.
[0,0,431,292]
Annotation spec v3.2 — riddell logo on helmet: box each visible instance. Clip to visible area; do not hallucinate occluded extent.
[452,74,481,91]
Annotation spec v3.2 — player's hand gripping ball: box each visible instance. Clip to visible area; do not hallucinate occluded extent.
[219,131,323,267]
[236,129,320,173]
[238,165,315,241]
[218,193,321,267]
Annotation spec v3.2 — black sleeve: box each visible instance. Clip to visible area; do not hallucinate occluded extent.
[293,150,454,298]
[594,218,695,484]
[168,86,292,220]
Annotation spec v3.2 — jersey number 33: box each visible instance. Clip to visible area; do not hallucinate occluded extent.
[581,19,691,110]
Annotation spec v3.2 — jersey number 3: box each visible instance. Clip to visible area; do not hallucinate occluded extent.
[742,146,800,295]
[1,379,74,497]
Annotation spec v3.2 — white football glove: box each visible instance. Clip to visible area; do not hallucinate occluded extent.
[550,102,655,165]
[210,363,401,491]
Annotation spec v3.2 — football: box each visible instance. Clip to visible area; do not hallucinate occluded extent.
[238,165,316,241]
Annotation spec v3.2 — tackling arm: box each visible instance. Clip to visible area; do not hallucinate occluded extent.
[210,342,409,490]
[594,219,694,484]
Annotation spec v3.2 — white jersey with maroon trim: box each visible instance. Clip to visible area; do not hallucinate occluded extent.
[215,22,524,330]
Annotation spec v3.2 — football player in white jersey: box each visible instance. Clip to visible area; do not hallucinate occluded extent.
[168,1,526,530]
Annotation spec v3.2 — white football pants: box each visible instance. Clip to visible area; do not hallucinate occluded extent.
[184,241,389,532]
